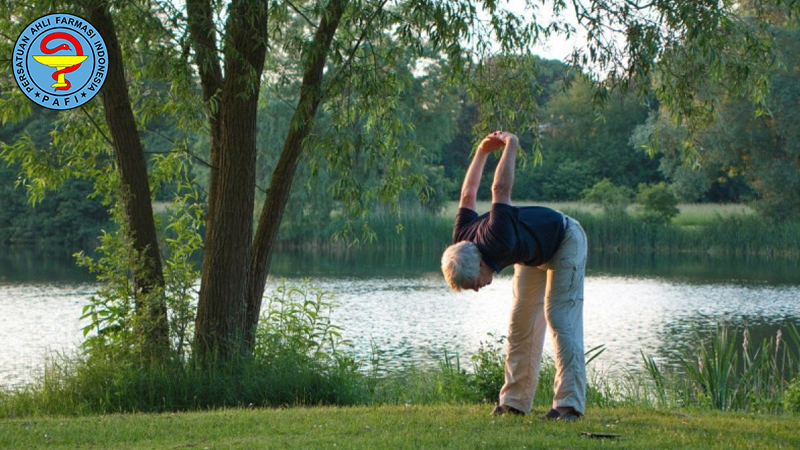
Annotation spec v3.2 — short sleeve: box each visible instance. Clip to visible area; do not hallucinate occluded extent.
[453,208,479,243]
[486,203,518,249]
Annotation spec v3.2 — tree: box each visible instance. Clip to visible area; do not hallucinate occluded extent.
[86,1,170,360]
[525,80,660,200]
[635,25,800,219]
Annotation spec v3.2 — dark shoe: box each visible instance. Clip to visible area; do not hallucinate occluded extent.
[539,408,581,421]
[490,404,525,416]
[539,408,561,420]
[558,411,581,422]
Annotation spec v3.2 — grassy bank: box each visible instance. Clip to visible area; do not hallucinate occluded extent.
[1,283,799,448]
[1,404,798,449]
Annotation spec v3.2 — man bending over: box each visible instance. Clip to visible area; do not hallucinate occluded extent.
[441,131,588,421]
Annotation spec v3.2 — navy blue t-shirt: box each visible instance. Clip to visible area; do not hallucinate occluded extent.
[452,203,566,272]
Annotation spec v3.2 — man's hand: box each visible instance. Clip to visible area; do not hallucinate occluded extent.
[478,131,518,153]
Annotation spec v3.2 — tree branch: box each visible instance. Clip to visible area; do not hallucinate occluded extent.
[186,0,224,101]
[247,0,349,348]
[286,0,318,29]
[80,106,114,148]
[328,0,390,91]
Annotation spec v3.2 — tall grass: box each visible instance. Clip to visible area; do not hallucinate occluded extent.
[3,282,800,418]
[0,281,370,417]
[565,210,800,257]
[639,325,800,413]
[284,202,800,257]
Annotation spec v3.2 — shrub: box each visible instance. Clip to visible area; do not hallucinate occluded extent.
[636,182,680,225]
[471,335,506,402]
[785,376,800,413]
[581,178,633,216]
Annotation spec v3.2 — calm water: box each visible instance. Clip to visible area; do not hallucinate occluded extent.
[1,247,799,387]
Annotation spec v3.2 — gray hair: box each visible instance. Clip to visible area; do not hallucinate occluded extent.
[441,241,481,292]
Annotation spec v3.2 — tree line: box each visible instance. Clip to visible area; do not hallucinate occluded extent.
[4,34,799,248]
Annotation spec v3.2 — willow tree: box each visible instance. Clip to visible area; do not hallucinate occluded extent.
[2,0,798,363]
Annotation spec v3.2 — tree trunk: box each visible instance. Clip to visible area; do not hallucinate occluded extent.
[186,0,223,230]
[192,0,269,362]
[245,0,348,348]
[87,2,169,360]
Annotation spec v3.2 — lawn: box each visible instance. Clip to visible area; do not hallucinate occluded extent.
[1,405,797,449]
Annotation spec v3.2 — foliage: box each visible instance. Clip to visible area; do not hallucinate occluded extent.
[786,375,800,413]
[536,81,660,199]
[0,281,365,416]
[636,25,800,220]
[674,325,800,412]
[283,201,800,258]
[678,327,740,410]
[470,335,507,403]
[567,208,800,257]
[0,165,108,248]
[0,114,109,249]
[636,182,680,225]
[581,179,633,216]
[75,154,203,359]
[256,280,351,366]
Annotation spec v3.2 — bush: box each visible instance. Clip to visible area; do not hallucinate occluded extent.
[581,179,633,216]
[471,335,506,402]
[636,182,680,225]
[0,280,367,417]
[785,376,800,413]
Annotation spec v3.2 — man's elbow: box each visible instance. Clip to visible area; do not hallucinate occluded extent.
[491,183,511,197]
[460,192,477,206]
[491,184,512,204]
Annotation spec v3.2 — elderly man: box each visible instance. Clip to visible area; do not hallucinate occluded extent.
[441,131,588,421]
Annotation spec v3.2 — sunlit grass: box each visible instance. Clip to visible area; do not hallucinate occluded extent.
[672,203,754,226]
[1,404,798,450]
[441,201,753,227]
[441,200,602,218]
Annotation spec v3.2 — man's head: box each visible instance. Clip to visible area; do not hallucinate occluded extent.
[441,241,495,292]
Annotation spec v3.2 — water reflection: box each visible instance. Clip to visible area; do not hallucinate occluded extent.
[589,253,800,286]
[0,247,93,284]
[0,247,799,386]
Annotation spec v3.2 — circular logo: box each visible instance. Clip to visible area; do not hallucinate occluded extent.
[12,13,108,111]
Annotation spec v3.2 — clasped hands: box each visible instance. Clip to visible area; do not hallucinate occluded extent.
[478,130,518,154]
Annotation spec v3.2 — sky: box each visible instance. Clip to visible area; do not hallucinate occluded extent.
[500,0,585,61]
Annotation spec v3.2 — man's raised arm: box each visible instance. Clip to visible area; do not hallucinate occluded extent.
[491,132,518,206]
[459,132,506,212]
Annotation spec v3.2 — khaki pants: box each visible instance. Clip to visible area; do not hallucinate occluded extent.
[499,217,588,414]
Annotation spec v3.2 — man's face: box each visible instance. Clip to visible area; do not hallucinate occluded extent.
[468,260,494,292]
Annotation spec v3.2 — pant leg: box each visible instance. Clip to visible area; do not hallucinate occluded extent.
[543,218,588,415]
[498,263,548,413]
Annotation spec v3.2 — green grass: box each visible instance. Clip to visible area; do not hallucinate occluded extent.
[441,200,603,218]
[442,201,754,226]
[671,203,754,227]
[277,201,794,256]
[438,201,797,257]
[1,405,798,449]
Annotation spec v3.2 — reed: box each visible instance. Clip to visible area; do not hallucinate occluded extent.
[282,202,799,258]
[565,210,800,257]
[639,325,800,413]
[3,286,799,418]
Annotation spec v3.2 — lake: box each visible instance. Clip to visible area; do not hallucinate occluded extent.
[1,247,799,388]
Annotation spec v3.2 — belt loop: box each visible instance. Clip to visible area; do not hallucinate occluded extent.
[563,215,570,230]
